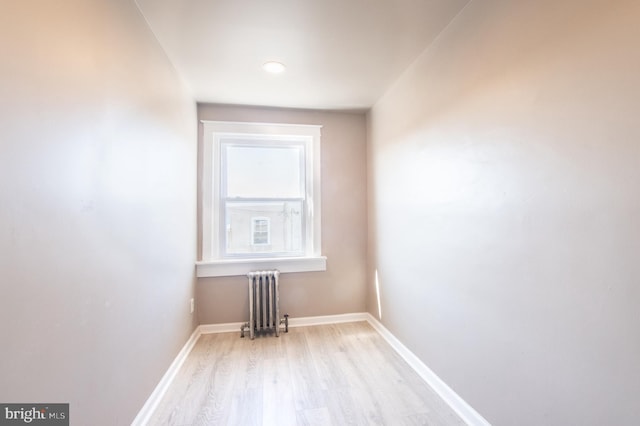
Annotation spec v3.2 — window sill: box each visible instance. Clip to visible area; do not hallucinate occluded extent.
[196,256,327,278]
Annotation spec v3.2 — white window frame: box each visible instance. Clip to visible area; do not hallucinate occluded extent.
[197,121,326,277]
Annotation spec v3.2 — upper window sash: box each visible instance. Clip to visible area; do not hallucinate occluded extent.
[219,139,306,200]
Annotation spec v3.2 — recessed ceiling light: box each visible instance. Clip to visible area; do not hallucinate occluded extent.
[262,61,286,74]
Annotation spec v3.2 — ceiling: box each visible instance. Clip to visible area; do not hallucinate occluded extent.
[135,0,469,110]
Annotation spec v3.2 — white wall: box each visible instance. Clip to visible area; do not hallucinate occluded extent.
[367,0,640,424]
[0,1,197,424]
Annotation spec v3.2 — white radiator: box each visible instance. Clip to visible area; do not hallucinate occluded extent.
[241,270,289,339]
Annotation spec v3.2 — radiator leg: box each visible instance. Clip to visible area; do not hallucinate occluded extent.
[280,314,289,334]
[240,323,248,338]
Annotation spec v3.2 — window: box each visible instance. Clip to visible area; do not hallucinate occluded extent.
[251,217,270,246]
[197,121,326,277]
[222,140,303,256]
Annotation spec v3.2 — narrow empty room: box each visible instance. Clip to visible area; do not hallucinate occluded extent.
[2,1,639,425]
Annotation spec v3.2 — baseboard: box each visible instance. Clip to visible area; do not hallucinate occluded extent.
[133,312,489,426]
[197,312,370,334]
[131,326,202,426]
[288,312,369,327]
[364,313,491,426]
[199,321,245,334]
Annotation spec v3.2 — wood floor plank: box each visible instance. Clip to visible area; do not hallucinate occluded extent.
[323,385,366,425]
[304,324,350,391]
[262,357,297,426]
[149,322,465,426]
[285,329,327,412]
[296,407,332,426]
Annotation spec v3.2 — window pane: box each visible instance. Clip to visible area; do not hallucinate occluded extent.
[225,201,303,255]
[225,144,303,198]
[252,218,270,245]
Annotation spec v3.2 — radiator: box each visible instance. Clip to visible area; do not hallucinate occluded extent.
[241,270,289,339]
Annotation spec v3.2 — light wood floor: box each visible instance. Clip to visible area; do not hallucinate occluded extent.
[150,321,465,426]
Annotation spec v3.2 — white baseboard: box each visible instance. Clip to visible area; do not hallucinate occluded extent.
[288,312,369,327]
[364,313,491,426]
[199,321,245,334]
[131,326,202,426]
[197,312,370,334]
[133,312,489,426]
